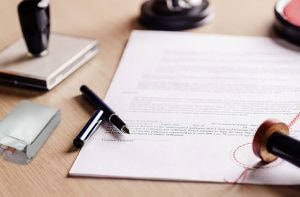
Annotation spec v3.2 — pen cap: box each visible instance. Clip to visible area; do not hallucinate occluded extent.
[73,109,104,148]
[18,0,50,56]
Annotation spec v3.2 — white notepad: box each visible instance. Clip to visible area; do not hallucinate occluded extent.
[70,30,300,185]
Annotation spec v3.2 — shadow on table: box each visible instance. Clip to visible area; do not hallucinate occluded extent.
[222,183,300,196]
[0,84,45,98]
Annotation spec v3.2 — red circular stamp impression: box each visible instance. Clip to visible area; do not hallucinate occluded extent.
[232,142,283,170]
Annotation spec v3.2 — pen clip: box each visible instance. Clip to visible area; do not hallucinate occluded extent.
[80,110,104,141]
[86,117,103,140]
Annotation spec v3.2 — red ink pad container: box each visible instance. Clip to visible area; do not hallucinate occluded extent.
[275,0,300,45]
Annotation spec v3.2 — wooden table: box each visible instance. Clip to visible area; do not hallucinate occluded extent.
[0,0,299,196]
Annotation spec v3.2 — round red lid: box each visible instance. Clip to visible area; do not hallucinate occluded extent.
[284,0,300,26]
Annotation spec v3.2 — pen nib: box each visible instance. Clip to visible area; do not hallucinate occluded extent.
[121,126,130,134]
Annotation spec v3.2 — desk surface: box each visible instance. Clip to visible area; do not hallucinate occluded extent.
[0,0,299,196]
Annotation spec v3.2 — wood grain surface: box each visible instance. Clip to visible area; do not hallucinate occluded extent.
[0,0,299,196]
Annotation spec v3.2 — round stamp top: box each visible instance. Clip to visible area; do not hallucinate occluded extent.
[252,119,289,163]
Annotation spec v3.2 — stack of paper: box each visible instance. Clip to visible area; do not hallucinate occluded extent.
[70,31,300,185]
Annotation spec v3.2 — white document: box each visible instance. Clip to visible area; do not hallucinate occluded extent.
[70,30,300,185]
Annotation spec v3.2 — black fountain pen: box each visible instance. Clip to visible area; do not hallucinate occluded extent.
[80,85,130,134]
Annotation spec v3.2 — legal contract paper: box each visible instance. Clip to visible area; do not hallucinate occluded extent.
[70,31,300,185]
